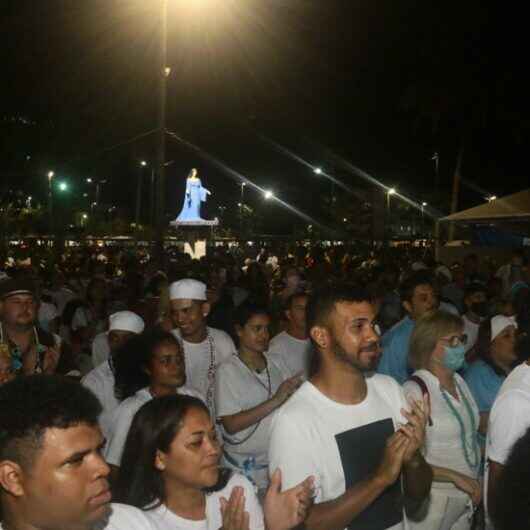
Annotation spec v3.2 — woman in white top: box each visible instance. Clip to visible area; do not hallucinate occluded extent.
[115,394,313,530]
[404,310,481,530]
[215,302,302,495]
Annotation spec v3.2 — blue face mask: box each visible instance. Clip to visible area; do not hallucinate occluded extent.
[442,344,466,372]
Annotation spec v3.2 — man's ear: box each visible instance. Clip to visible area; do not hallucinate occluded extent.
[201,302,211,318]
[402,300,412,315]
[0,460,25,497]
[310,325,330,350]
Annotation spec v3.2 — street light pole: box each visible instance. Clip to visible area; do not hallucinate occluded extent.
[155,0,168,259]
[47,171,54,240]
[239,182,246,236]
[136,161,146,226]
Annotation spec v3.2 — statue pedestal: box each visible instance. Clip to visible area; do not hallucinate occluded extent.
[169,219,219,228]
[168,218,219,260]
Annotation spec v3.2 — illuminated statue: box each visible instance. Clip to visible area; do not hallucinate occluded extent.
[176,168,211,222]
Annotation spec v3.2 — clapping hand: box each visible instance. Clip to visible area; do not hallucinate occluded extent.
[273,373,303,407]
[398,395,429,463]
[264,469,314,530]
[220,486,250,530]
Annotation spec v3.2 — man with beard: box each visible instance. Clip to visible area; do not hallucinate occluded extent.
[269,285,432,530]
[0,375,154,530]
[0,278,63,378]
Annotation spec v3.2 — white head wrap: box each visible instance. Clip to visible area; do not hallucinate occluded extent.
[108,311,145,334]
[169,279,207,301]
[491,315,518,342]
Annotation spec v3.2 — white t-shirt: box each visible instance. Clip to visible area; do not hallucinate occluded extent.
[0,503,155,530]
[171,327,236,415]
[81,361,119,440]
[104,385,203,466]
[267,331,312,378]
[403,370,480,495]
[216,356,285,490]
[97,503,156,530]
[269,375,407,530]
[143,473,264,530]
[92,332,111,367]
[484,362,530,527]
[462,315,480,353]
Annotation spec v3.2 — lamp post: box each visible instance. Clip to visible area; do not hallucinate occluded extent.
[136,161,147,226]
[47,171,54,237]
[386,188,396,240]
[154,0,168,259]
[421,202,427,236]
[239,182,246,235]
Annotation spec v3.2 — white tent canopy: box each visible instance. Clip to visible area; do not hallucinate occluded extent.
[440,189,530,223]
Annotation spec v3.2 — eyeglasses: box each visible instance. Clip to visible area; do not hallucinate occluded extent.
[439,334,468,347]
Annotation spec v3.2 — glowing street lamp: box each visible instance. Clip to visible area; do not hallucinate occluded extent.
[314,167,323,175]
[47,171,54,235]
[86,177,93,183]
[264,190,274,200]
[58,182,68,192]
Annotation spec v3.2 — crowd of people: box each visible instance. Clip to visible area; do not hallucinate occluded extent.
[0,242,529,530]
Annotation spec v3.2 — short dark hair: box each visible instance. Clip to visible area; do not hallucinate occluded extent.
[114,329,181,401]
[115,395,230,508]
[306,284,371,334]
[399,271,434,303]
[306,285,372,376]
[464,282,487,301]
[492,426,530,530]
[284,292,308,313]
[233,301,271,329]
[0,375,101,470]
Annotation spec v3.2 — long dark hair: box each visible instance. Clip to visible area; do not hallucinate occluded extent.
[114,395,230,509]
[113,329,181,401]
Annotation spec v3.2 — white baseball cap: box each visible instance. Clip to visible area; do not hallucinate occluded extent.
[491,314,518,342]
[169,279,207,301]
[108,311,145,334]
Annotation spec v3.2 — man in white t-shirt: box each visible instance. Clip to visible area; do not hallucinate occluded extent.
[268,292,312,378]
[81,311,145,439]
[461,283,488,356]
[0,375,154,530]
[484,360,530,528]
[169,279,236,417]
[269,285,433,530]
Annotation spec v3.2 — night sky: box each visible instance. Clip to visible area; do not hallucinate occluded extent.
[2,1,528,233]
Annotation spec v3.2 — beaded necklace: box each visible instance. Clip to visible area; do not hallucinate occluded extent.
[205,330,216,414]
[0,325,46,374]
[440,379,480,471]
[224,355,272,446]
